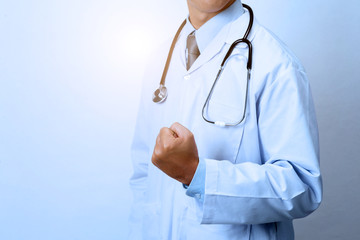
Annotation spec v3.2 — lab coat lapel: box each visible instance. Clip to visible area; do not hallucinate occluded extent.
[187,11,255,74]
[187,25,230,74]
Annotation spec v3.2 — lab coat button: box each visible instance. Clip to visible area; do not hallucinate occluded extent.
[195,193,201,199]
[184,74,191,80]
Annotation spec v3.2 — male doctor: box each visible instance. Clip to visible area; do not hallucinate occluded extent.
[129,0,322,239]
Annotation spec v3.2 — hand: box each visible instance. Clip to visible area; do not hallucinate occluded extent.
[152,122,199,185]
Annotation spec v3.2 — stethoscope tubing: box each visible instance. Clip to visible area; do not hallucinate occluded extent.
[160,20,186,86]
[153,4,254,127]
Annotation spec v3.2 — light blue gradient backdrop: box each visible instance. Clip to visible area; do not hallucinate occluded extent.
[0,1,359,239]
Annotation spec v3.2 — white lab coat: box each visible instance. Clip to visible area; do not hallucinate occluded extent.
[129,10,322,240]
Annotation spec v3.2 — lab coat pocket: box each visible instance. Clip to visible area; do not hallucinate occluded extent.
[193,99,245,163]
[206,99,246,125]
[191,53,248,163]
[141,203,160,239]
[180,207,249,240]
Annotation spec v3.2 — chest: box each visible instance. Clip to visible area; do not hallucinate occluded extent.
[148,45,259,164]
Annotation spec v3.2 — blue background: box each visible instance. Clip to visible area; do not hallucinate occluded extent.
[1,0,359,239]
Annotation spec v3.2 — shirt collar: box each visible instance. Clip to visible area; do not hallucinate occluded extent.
[185,0,244,53]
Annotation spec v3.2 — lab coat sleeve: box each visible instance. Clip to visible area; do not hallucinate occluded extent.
[198,65,322,225]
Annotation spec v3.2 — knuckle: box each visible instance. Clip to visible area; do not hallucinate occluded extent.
[153,147,162,158]
[185,131,194,140]
[172,122,180,128]
[159,127,168,134]
[162,142,172,151]
[188,131,194,138]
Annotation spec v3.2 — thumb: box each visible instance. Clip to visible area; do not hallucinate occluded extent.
[170,122,192,139]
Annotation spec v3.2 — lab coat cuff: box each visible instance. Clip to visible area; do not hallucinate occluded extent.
[201,158,219,223]
[184,158,206,200]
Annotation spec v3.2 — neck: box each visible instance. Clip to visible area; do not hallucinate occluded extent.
[187,0,236,29]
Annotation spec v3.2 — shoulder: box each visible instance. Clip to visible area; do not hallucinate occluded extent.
[249,19,308,88]
[253,20,304,70]
[242,19,312,105]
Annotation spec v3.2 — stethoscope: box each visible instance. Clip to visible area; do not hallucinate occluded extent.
[153,4,254,127]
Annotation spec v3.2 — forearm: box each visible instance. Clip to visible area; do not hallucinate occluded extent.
[197,158,321,224]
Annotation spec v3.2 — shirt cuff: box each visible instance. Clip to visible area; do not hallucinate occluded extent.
[183,158,206,201]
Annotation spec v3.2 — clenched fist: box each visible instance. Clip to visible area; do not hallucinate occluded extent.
[152,122,199,185]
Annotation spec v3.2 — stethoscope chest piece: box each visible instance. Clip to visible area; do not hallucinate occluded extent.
[152,84,168,103]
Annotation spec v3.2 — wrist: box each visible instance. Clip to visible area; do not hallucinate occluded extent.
[182,157,199,185]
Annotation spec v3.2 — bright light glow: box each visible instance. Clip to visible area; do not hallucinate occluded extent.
[119,24,157,62]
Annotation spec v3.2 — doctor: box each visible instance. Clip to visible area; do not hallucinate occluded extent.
[129,0,322,239]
